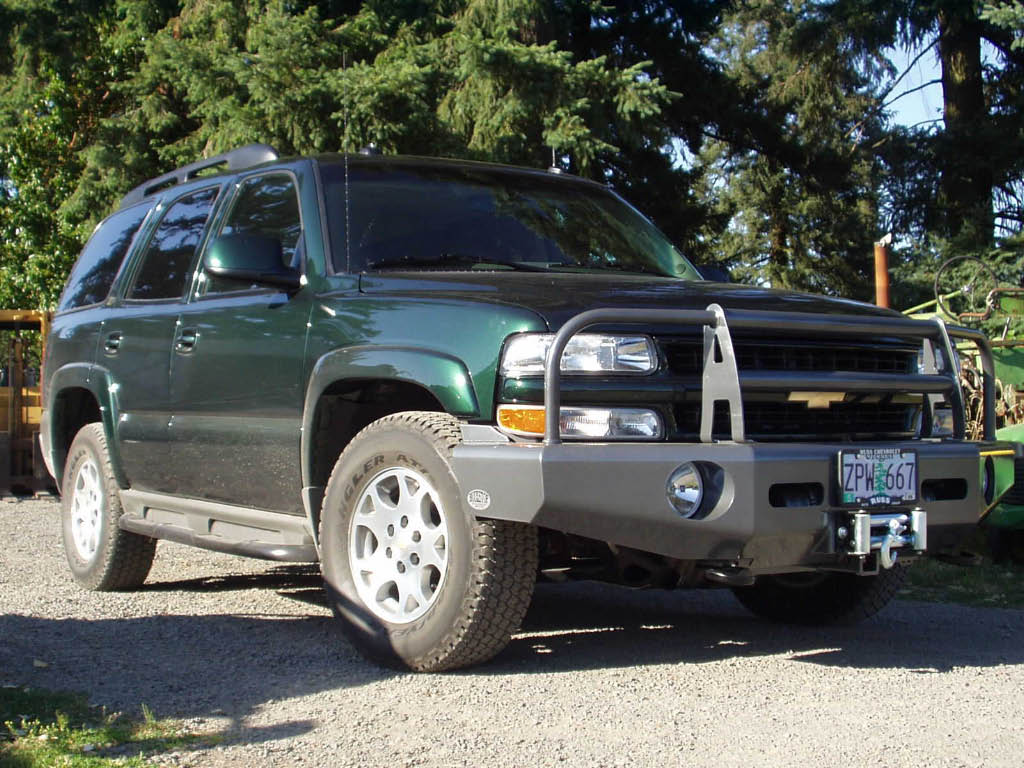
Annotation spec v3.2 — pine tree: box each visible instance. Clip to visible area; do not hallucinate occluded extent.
[691,1,886,299]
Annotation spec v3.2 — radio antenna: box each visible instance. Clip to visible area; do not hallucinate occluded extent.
[343,51,351,273]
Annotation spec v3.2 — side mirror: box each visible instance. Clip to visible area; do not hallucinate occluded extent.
[204,233,302,289]
[695,263,731,283]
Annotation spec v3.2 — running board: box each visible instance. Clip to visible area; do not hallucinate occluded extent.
[118,489,319,563]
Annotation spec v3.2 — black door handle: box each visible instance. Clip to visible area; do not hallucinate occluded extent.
[175,327,199,353]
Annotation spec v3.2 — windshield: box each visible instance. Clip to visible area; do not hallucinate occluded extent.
[321,161,701,279]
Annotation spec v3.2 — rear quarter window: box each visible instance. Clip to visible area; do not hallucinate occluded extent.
[57,203,153,312]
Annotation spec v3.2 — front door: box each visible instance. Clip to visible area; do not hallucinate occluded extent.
[167,172,310,514]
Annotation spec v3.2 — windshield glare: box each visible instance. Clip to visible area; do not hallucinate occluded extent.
[322,162,701,279]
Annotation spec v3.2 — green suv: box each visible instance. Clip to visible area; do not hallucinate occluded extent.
[41,144,1016,671]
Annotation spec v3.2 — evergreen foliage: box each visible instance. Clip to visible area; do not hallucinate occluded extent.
[692,1,885,297]
[2,0,1024,313]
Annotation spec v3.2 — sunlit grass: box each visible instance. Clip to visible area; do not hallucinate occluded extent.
[0,687,211,768]
[902,557,1024,609]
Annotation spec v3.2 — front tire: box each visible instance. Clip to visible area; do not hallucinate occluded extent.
[731,566,907,625]
[320,412,537,671]
[61,423,156,590]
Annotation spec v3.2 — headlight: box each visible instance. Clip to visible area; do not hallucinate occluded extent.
[917,343,960,374]
[917,345,946,373]
[931,407,955,437]
[500,333,657,376]
[496,404,663,440]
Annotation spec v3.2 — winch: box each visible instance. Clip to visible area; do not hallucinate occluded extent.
[838,510,927,569]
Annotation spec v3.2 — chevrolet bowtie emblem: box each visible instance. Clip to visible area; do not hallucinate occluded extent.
[788,391,846,408]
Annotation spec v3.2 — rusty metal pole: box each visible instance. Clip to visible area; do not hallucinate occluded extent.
[874,234,892,308]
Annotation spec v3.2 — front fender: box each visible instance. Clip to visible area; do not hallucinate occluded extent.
[300,345,480,487]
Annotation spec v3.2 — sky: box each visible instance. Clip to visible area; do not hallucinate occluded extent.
[887,44,945,129]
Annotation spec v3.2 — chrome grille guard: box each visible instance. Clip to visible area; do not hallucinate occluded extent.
[542,304,995,444]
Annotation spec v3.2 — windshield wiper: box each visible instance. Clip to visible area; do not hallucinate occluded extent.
[367,253,553,272]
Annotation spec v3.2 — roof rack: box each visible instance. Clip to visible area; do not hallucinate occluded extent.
[118,143,279,209]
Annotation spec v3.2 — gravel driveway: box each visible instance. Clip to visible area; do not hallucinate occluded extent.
[3,496,1024,767]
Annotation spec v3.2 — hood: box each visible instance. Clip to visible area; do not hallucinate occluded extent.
[358,271,897,329]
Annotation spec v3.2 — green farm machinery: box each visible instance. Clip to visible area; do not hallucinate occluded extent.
[905,255,1024,560]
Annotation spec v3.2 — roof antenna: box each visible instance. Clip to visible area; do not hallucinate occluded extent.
[548,147,562,174]
[343,50,351,273]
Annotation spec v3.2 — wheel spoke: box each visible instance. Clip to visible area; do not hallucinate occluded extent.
[354,493,393,541]
[394,575,412,613]
[365,567,396,599]
[420,529,447,568]
[353,513,389,546]
[370,482,398,513]
[412,570,434,606]
[356,548,391,576]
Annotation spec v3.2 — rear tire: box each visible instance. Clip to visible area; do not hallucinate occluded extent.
[61,423,156,590]
[731,566,907,625]
[320,411,537,671]
[988,528,1024,565]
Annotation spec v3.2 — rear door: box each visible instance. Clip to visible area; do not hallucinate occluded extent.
[98,184,222,492]
[166,170,311,514]
[47,199,155,399]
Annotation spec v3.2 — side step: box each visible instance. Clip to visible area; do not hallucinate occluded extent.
[118,489,318,563]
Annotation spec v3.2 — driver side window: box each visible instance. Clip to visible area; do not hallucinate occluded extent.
[201,174,302,295]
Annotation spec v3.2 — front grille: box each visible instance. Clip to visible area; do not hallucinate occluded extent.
[659,335,921,442]
[673,398,920,442]
[660,337,917,376]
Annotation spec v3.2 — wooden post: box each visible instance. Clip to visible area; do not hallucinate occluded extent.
[11,337,22,443]
[874,234,892,308]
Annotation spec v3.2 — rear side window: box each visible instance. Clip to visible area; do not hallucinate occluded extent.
[127,186,220,300]
[57,203,152,311]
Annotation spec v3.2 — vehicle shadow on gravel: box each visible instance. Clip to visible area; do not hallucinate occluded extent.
[140,564,330,609]
[491,580,1024,675]
[127,567,1024,680]
[5,566,1021,756]
[0,567,390,758]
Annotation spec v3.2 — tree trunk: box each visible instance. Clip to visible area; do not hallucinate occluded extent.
[938,4,992,248]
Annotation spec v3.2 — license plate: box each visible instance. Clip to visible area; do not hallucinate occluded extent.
[839,449,917,506]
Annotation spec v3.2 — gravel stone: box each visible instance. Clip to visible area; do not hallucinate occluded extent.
[3,497,1024,767]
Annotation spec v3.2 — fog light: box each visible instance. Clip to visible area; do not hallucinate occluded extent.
[667,463,703,518]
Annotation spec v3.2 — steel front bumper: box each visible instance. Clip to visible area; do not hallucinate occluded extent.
[455,304,1014,573]
[452,434,1015,573]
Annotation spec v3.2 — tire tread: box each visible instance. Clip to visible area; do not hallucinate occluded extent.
[731,565,907,625]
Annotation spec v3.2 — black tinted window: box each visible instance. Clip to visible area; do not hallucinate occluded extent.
[321,163,699,279]
[58,204,152,311]
[128,186,219,300]
[203,174,301,294]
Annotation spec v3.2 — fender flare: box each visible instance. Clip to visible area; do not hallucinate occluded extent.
[300,345,480,489]
[45,363,129,487]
